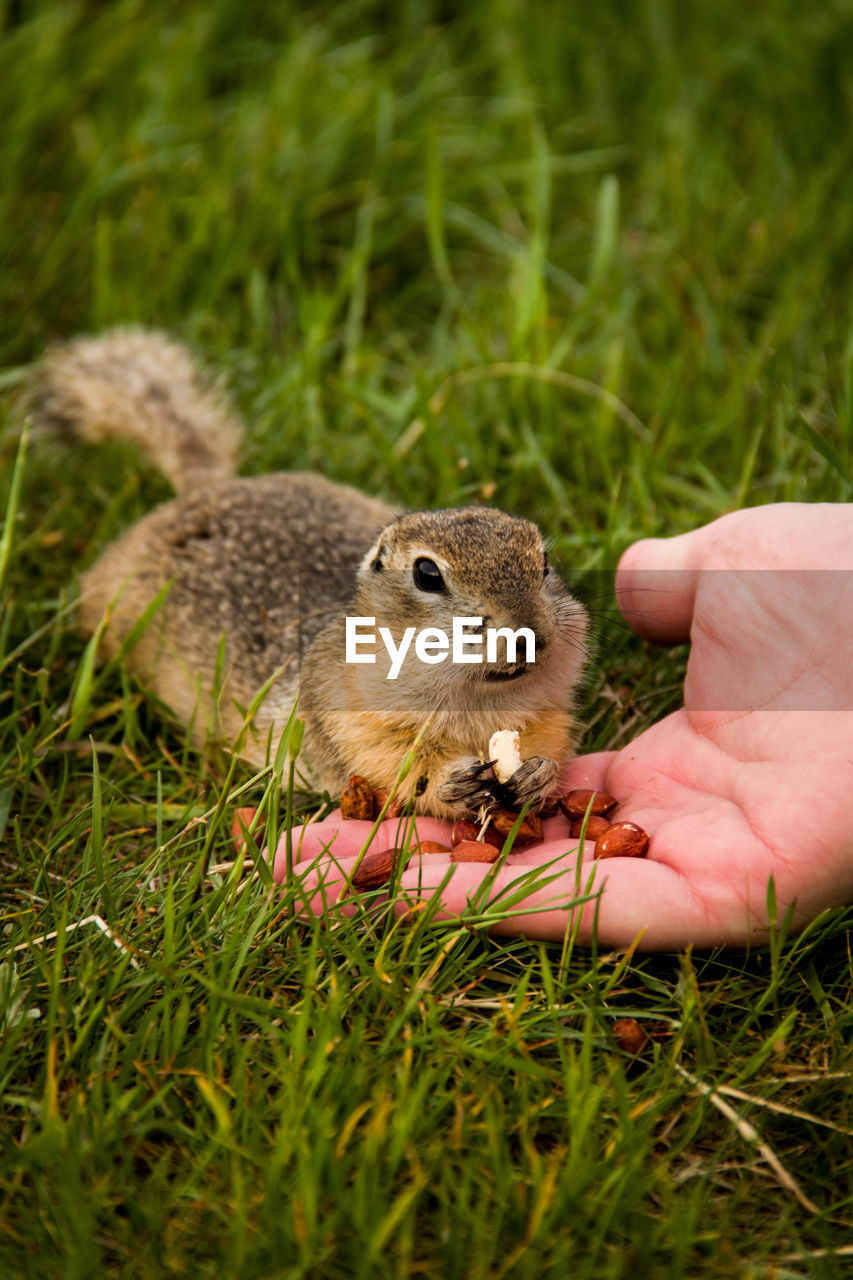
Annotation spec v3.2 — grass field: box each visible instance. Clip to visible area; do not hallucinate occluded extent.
[2,1,853,1275]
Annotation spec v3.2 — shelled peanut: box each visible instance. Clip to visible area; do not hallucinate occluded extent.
[611,1018,648,1055]
[351,846,412,891]
[333,775,650,886]
[556,789,650,860]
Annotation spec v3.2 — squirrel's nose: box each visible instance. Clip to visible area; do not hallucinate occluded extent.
[481,614,553,652]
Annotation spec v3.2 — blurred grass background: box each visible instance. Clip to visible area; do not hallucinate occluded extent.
[1,1,852,1276]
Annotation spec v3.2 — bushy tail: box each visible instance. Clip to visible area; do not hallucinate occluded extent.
[28,327,243,492]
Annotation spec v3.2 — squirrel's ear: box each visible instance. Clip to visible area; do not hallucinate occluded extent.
[359,536,385,575]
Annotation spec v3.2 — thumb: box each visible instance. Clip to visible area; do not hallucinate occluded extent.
[615,507,770,643]
[615,531,706,644]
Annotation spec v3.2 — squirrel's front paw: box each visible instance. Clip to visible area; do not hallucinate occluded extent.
[437,757,499,812]
[496,756,558,810]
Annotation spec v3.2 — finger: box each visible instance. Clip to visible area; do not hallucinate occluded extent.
[483,836,599,865]
[397,851,746,950]
[285,851,387,919]
[292,842,469,921]
[555,752,616,793]
[615,536,703,645]
[271,813,452,880]
[397,842,588,924]
[614,507,781,643]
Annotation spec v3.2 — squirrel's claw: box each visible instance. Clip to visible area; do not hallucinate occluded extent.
[496,756,558,810]
[437,758,499,811]
[468,759,497,777]
[438,755,558,816]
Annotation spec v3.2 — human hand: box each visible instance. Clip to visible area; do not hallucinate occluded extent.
[275,504,853,949]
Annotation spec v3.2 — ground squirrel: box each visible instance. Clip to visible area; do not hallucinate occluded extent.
[31,329,589,819]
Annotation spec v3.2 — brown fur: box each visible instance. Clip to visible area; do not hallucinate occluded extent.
[32,328,589,817]
[32,329,241,490]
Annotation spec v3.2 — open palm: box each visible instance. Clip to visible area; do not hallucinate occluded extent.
[276,504,853,949]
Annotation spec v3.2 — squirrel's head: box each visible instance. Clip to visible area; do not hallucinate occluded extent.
[350,506,588,712]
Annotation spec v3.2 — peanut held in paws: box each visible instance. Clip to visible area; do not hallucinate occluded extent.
[488,729,522,784]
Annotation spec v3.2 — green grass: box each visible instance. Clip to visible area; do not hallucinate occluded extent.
[2,0,853,1275]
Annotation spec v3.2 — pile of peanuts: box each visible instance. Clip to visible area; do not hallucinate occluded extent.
[336,776,650,890]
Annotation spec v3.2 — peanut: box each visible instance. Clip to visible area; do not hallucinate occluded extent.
[490,806,543,843]
[558,789,618,821]
[451,820,502,849]
[611,1018,648,1055]
[488,729,522,784]
[419,840,452,854]
[340,774,375,821]
[569,814,611,841]
[450,840,501,864]
[372,787,403,820]
[594,822,649,860]
[351,846,411,890]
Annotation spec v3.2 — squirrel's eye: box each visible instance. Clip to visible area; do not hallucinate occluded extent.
[413,557,446,593]
[543,553,550,579]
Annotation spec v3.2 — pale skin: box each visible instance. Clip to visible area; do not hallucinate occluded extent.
[274,503,853,950]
